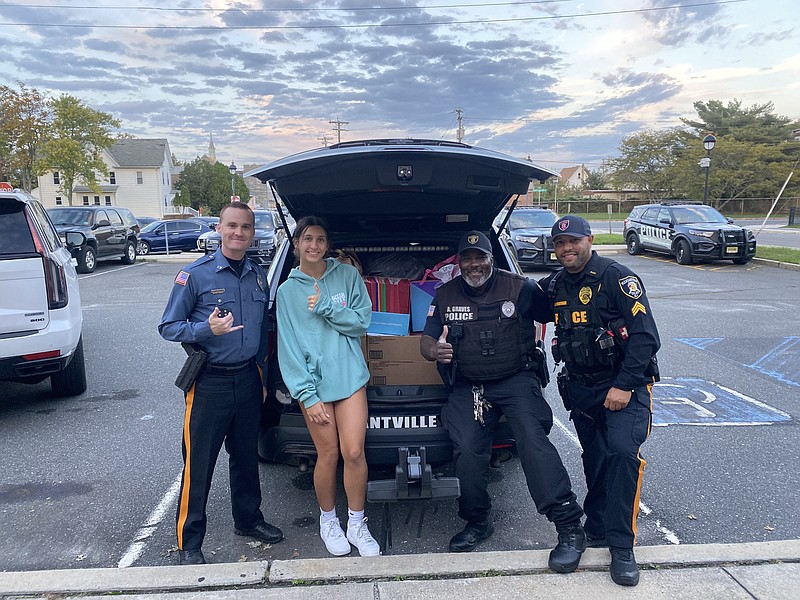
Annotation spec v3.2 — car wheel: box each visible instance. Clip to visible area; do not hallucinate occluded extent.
[732,256,751,265]
[676,240,693,265]
[626,233,642,255]
[121,240,137,264]
[137,240,151,255]
[50,337,87,397]
[77,246,96,273]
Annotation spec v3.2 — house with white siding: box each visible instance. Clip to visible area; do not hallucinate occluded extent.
[36,138,177,218]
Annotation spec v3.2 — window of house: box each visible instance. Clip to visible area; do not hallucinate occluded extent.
[136,171,143,184]
[82,196,90,206]
[94,196,101,205]
[53,172,60,184]
[109,171,116,184]
[55,196,63,206]
[105,195,112,206]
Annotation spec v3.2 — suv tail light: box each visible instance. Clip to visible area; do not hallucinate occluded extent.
[25,210,69,309]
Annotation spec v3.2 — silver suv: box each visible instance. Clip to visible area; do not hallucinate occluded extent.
[0,184,86,397]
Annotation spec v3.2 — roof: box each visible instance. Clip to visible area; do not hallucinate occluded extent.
[108,139,170,167]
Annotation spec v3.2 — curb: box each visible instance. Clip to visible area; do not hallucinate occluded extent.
[2,540,798,596]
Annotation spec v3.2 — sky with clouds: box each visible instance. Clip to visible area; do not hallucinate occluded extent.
[1,0,797,172]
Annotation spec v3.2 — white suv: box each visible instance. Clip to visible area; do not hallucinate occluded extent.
[0,184,86,397]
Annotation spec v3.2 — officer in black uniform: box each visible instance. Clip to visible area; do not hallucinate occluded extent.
[420,230,586,574]
[159,202,283,565]
[538,215,660,587]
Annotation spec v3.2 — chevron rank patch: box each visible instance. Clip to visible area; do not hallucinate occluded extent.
[631,301,647,317]
[619,275,643,299]
[174,271,190,286]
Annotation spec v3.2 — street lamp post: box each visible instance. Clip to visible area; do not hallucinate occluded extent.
[229,162,237,200]
[701,133,716,203]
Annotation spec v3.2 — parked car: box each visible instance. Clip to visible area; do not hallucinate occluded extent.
[136,216,158,228]
[47,206,139,273]
[494,205,560,269]
[623,201,756,265]
[246,139,554,480]
[203,209,283,265]
[136,219,205,255]
[187,216,219,231]
[0,184,86,397]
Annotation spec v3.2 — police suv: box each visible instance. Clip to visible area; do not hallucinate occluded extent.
[0,184,86,397]
[247,139,553,483]
[493,205,560,269]
[623,202,756,265]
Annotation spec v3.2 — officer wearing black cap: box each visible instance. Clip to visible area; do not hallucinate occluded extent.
[420,230,587,574]
[159,202,283,565]
[538,215,660,587]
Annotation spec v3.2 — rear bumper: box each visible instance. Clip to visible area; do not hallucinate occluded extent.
[0,349,76,383]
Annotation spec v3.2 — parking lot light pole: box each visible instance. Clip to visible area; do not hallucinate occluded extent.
[229,162,237,199]
[702,133,716,203]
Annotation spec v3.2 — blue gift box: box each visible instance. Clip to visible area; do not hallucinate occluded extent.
[367,311,410,336]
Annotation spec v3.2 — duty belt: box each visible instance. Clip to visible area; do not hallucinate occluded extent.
[568,370,615,387]
[205,358,255,375]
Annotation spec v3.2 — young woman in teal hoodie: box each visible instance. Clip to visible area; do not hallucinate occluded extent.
[276,216,379,557]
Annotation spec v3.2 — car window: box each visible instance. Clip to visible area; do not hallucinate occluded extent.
[508,211,558,229]
[30,200,60,252]
[177,221,200,232]
[95,210,109,225]
[0,199,36,255]
[108,210,124,226]
[48,208,93,226]
[141,221,161,233]
[642,207,659,222]
[657,208,671,223]
[254,212,275,231]
[672,206,727,224]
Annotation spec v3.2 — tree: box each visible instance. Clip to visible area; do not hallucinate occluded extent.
[0,82,50,191]
[608,129,689,199]
[178,158,250,215]
[37,95,120,205]
[173,184,191,213]
[584,168,611,190]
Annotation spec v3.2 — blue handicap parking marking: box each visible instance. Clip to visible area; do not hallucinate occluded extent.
[652,377,792,426]
[676,337,800,388]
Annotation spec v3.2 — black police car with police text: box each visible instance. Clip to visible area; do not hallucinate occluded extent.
[494,205,560,269]
[623,202,756,265]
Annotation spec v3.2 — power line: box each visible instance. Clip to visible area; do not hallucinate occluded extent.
[2,0,749,30]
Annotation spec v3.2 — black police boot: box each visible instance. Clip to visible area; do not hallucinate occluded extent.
[448,519,494,552]
[610,546,640,586]
[548,524,587,573]
[234,521,284,544]
[178,549,206,565]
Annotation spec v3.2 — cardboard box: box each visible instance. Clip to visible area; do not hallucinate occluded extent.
[366,334,424,361]
[368,360,442,386]
[410,280,438,332]
[360,335,368,362]
[367,312,410,336]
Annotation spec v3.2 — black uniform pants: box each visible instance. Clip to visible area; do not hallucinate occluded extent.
[568,380,653,549]
[441,370,583,527]
[176,363,265,551]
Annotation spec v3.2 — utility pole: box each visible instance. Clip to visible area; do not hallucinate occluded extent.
[329,119,349,144]
[318,134,330,147]
[455,108,465,143]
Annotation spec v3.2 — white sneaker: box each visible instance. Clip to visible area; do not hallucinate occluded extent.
[320,518,351,556]
[346,517,381,557]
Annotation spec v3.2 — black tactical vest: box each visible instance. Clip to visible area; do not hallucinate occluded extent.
[437,271,536,381]
[548,257,619,379]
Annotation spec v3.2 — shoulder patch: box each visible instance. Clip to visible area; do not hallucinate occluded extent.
[427,304,436,317]
[619,275,643,299]
[175,271,190,286]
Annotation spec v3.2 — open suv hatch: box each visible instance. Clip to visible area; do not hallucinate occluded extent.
[247,139,554,485]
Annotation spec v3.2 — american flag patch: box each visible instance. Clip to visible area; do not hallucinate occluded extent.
[427,305,436,317]
[174,271,190,286]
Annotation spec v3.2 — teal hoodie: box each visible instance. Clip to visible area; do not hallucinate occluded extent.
[276,258,371,409]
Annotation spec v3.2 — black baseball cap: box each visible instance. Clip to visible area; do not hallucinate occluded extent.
[457,230,492,255]
[551,215,592,239]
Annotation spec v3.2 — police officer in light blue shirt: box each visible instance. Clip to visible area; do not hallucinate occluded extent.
[159,202,283,565]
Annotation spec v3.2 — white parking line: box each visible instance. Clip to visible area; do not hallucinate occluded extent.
[117,472,182,568]
[78,263,141,279]
[552,416,681,545]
